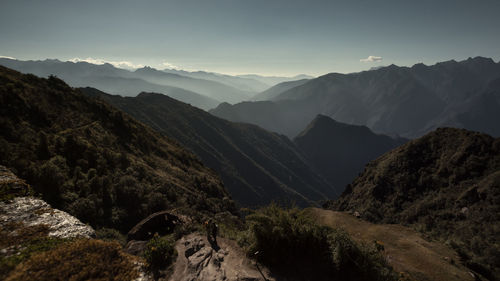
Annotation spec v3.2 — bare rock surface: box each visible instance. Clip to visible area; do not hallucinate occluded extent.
[0,166,94,239]
[169,233,274,281]
[126,240,148,256]
[0,197,95,239]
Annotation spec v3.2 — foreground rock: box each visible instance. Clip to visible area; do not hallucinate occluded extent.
[169,233,274,281]
[0,166,94,239]
[0,197,95,239]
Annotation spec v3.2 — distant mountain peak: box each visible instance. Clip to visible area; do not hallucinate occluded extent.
[435,59,459,68]
[466,56,496,63]
[136,91,160,98]
[43,58,62,63]
[411,63,426,69]
[135,66,158,72]
[305,114,348,129]
[298,114,376,139]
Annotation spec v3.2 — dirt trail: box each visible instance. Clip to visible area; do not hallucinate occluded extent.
[310,208,475,281]
[168,233,274,281]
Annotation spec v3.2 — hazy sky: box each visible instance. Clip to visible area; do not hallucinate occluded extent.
[1,0,499,76]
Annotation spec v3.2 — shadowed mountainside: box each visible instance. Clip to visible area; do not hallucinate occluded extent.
[82,88,338,207]
[294,114,407,190]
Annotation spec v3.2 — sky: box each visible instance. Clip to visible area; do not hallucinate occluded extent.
[1,0,499,76]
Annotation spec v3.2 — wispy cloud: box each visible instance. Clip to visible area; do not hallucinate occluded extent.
[360,56,383,63]
[0,55,16,60]
[69,57,144,70]
[161,61,180,70]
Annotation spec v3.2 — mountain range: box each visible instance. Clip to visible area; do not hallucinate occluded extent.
[210,57,500,139]
[161,69,313,93]
[1,61,498,280]
[81,88,338,207]
[0,58,314,110]
[0,58,216,110]
[161,68,270,92]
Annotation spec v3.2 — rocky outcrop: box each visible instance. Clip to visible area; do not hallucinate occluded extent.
[0,197,95,239]
[169,234,274,281]
[0,165,95,239]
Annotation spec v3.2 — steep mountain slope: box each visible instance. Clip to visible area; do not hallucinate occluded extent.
[0,58,219,110]
[418,76,500,137]
[210,57,500,138]
[82,88,337,207]
[326,128,500,280]
[0,65,235,232]
[294,115,407,190]
[251,79,309,101]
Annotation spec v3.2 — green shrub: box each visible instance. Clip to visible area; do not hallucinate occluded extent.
[143,234,176,271]
[243,204,397,281]
[95,227,127,246]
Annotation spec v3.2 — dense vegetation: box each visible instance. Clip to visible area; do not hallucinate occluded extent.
[82,89,335,207]
[143,234,176,273]
[327,128,500,280]
[0,66,237,232]
[221,205,397,281]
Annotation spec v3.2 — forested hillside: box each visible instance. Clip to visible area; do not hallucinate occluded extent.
[0,66,236,232]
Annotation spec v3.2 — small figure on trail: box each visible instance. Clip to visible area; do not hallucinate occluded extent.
[204,219,218,245]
